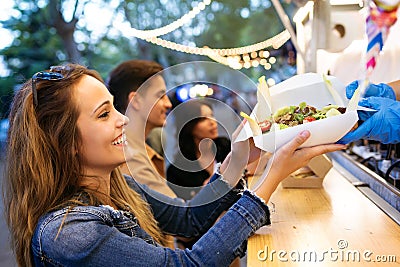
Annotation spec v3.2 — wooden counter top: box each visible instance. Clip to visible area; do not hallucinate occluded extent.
[247,167,400,266]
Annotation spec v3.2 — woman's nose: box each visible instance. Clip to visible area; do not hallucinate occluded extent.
[209,117,217,126]
[123,115,129,125]
[163,95,172,109]
[118,114,129,127]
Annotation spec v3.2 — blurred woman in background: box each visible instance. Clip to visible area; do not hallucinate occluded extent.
[167,99,231,199]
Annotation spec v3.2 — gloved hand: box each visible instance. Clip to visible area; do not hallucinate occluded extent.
[346,80,396,100]
[338,97,400,144]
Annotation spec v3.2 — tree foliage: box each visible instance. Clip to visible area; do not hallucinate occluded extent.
[0,0,298,118]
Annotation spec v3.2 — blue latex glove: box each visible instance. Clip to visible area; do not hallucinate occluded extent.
[338,97,400,144]
[346,81,396,100]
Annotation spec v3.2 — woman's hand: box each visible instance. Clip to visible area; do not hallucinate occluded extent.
[230,119,262,165]
[219,119,262,187]
[254,130,346,202]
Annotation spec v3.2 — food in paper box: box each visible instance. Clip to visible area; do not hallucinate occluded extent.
[235,73,359,152]
[250,102,347,134]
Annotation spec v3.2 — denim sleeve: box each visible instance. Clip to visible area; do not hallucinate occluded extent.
[125,173,244,238]
[32,191,270,267]
[192,190,271,264]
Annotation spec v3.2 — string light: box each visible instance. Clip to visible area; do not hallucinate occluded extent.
[121,0,291,70]
[144,30,290,69]
[124,0,212,39]
[203,30,290,56]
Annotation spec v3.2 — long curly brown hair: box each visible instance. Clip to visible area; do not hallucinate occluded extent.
[3,63,165,267]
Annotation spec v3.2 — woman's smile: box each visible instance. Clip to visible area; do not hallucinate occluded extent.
[112,132,127,146]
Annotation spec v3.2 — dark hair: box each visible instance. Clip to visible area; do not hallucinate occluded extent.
[214,136,231,163]
[174,99,213,161]
[107,60,164,114]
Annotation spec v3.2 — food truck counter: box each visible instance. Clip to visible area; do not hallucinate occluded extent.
[247,154,400,266]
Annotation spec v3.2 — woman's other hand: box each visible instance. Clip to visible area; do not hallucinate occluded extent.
[218,119,262,187]
[255,130,346,202]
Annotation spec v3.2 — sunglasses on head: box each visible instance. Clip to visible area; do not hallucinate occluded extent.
[31,65,70,107]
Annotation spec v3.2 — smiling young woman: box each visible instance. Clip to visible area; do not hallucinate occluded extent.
[4,64,166,266]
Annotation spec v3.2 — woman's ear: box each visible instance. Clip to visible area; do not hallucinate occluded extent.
[128,91,141,110]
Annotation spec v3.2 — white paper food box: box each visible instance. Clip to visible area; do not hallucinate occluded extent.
[235,73,359,152]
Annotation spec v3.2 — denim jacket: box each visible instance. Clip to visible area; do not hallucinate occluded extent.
[31,173,270,266]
